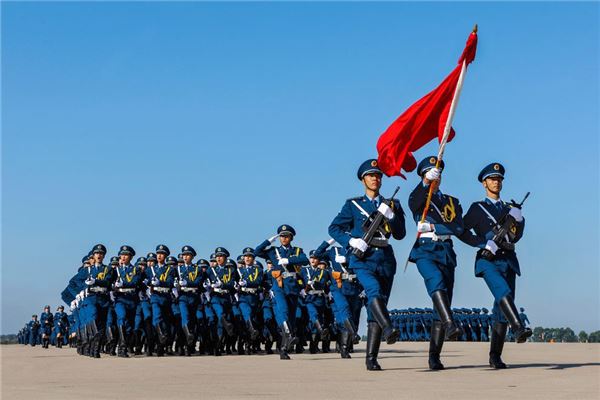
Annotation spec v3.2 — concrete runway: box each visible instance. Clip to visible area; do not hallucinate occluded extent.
[2,342,599,399]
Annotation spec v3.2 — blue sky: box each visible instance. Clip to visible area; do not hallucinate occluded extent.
[2,2,598,334]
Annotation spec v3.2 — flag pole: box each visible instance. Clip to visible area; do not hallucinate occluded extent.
[404,24,477,272]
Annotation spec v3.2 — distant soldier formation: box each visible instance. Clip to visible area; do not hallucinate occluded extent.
[19,158,532,371]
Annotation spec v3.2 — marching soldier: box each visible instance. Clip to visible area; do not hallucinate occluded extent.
[84,244,114,358]
[53,305,69,348]
[255,225,309,360]
[314,239,362,357]
[146,244,177,357]
[236,248,264,347]
[459,162,532,368]
[177,245,203,356]
[328,159,406,370]
[205,248,238,356]
[113,245,141,357]
[408,156,465,370]
[40,305,54,348]
[300,253,331,354]
[28,315,40,346]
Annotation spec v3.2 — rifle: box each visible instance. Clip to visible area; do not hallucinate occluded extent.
[352,186,400,259]
[481,192,530,260]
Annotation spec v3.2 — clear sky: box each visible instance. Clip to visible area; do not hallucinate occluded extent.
[1,2,598,335]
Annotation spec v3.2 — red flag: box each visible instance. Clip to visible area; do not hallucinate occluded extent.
[377,31,478,178]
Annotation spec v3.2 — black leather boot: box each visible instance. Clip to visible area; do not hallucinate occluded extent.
[134,330,143,355]
[144,320,154,356]
[489,322,508,369]
[118,326,129,358]
[279,324,292,360]
[182,325,195,356]
[431,290,463,340]
[498,296,532,343]
[339,329,351,359]
[246,320,259,341]
[369,297,399,344]
[221,315,235,337]
[366,322,382,371]
[428,320,445,370]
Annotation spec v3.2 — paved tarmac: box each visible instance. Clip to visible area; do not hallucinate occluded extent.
[2,342,599,399]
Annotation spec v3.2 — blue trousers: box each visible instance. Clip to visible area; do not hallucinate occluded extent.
[178,294,199,328]
[150,293,172,327]
[86,294,110,334]
[271,285,298,329]
[354,267,393,323]
[114,294,137,335]
[416,258,455,321]
[480,265,517,324]
[238,294,259,323]
[210,295,232,337]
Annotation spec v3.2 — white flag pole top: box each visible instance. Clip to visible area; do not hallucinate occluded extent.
[437,59,467,162]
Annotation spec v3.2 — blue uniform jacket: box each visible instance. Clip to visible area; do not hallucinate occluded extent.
[314,241,362,296]
[177,264,205,289]
[145,264,177,288]
[328,194,406,272]
[255,242,309,295]
[115,264,142,292]
[459,198,525,276]
[207,265,237,298]
[408,182,464,267]
[299,266,330,305]
[237,265,264,290]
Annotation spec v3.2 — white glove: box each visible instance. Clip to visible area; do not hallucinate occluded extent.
[70,301,76,311]
[307,280,314,287]
[327,293,333,301]
[349,238,368,252]
[138,291,145,301]
[234,293,239,302]
[203,280,211,289]
[278,258,289,266]
[151,277,160,286]
[417,221,434,233]
[359,290,367,299]
[109,292,115,302]
[75,294,81,302]
[335,255,347,264]
[146,288,152,297]
[172,288,179,297]
[259,293,264,301]
[268,234,279,244]
[85,277,95,286]
[425,167,441,181]
[179,279,188,287]
[114,280,123,288]
[238,280,247,287]
[300,289,307,297]
[485,240,499,255]
[327,238,336,245]
[509,207,523,222]
[269,290,274,299]
[377,202,394,220]
[212,281,222,288]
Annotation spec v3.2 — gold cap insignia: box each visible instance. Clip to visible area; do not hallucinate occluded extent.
[371,160,378,167]
[494,164,500,171]
[430,157,436,164]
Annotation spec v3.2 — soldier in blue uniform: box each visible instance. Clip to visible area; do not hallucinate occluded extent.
[146,244,177,357]
[84,244,114,358]
[113,245,142,357]
[300,253,331,354]
[408,156,465,370]
[236,247,264,348]
[53,305,69,348]
[195,258,214,355]
[104,256,119,356]
[519,307,530,328]
[314,239,362,357]
[328,159,406,371]
[177,245,203,356]
[459,163,532,368]
[261,260,278,354]
[255,225,309,360]
[28,315,40,346]
[204,247,237,356]
[40,305,54,349]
